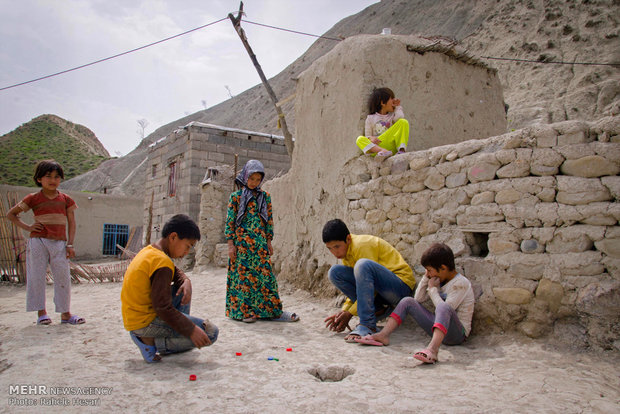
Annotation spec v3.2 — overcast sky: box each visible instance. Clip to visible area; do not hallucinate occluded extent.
[0,0,376,156]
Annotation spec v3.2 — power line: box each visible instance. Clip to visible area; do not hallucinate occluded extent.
[2,16,618,92]
[481,55,619,66]
[0,17,228,92]
[243,20,342,42]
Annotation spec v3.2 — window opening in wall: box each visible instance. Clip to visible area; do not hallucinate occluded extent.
[102,224,129,255]
[152,164,157,178]
[465,232,489,257]
[168,161,177,197]
[207,167,218,180]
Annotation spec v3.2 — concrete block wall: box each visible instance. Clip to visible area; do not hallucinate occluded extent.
[341,116,619,350]
[190,124,290,174]
[145,130,190,241]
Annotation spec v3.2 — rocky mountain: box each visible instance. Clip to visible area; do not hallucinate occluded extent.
[62,0,619,196]
[0,114,110,187]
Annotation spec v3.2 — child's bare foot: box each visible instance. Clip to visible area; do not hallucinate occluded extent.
[370,332,390,346]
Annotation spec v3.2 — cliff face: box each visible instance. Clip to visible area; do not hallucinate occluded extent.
[63,0,619,196]
[456,0,620,129]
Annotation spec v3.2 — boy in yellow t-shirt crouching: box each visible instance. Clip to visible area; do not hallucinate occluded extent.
[121,214,218,363]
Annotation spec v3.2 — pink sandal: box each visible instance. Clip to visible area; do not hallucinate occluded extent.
[414,348,438,364]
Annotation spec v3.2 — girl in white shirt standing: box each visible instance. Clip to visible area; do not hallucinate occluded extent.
[355,87,409,157]
[355,243,475,364]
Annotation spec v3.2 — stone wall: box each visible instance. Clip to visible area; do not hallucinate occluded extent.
[195,165,235,268]
[339,117,619,350]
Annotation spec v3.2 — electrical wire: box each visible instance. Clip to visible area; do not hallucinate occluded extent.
[243,20,342,42]
[0,17,228,92]
[1,16,618,92]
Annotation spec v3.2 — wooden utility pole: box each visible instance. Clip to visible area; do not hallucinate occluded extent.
[228,2,294,157]
[145,191,153,245]
[233,153,238,191]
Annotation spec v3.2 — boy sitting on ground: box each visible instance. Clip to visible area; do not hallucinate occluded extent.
[322,219,416,341]
[121,214,218,362]
[356,243,475,364]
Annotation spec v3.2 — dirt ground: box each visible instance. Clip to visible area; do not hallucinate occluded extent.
[1,267,618,414]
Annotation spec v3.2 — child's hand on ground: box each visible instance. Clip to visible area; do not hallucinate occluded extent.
[176,279,193,305]
[190,325,212,348]
[324,311,352,332]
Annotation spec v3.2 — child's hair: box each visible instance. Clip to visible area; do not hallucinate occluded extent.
[162,214,201,240]
[368,87,395,114]
[421,243,455,271]
[33,160,64,187]
[322,219,350,243]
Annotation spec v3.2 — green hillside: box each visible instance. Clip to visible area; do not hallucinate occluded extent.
[0,115,110,187]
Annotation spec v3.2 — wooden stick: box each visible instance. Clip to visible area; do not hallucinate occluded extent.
[7,192,27,282]
[228,2,294,157]
[234,153,239,191]
[275,93,296,108]
[123,227,136,259]
[0,191,20,282]
[145,191,154,245]
[116,244,138,259]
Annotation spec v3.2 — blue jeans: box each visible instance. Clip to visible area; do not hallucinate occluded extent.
[328,259,412,331]
[131,285,219,354]
[392,297,466,345]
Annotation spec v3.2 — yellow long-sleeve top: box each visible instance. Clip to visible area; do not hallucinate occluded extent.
[341,234,416,315]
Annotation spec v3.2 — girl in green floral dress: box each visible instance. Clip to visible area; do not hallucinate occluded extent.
[225,160,299,323]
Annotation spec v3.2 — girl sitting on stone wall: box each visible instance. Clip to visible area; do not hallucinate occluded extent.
[355,87,409,158]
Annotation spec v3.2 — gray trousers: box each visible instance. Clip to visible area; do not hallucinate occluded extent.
[26,238,71,313]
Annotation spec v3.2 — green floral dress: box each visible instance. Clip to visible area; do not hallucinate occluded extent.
[225,189,282,320]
